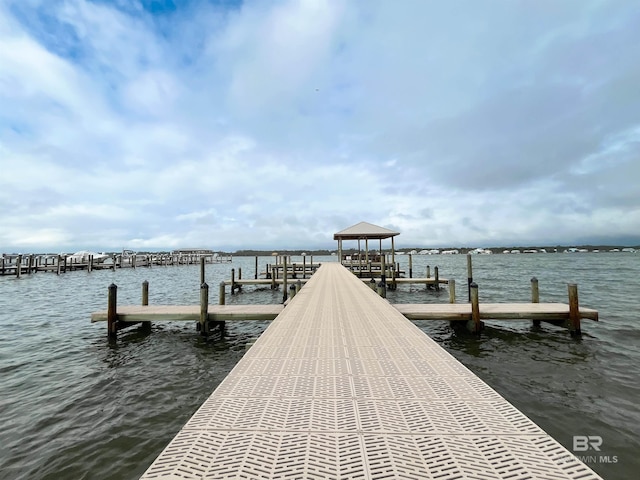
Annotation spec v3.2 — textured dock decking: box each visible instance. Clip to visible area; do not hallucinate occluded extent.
[140,263,601,479]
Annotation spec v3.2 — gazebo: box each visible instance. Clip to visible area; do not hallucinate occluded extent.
[333,221,400,276]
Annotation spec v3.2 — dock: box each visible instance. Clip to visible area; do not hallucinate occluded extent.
[0,252,232,277]
[231,254,448,294]
[139,263,601,479]
[91,304,284,323]
[92,267,597,336]
[92,300,597,326]
[395,302,599,321]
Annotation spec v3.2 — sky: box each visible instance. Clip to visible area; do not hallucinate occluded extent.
[1,0,640,252]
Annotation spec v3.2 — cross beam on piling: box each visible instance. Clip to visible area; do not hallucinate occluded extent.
[92,277,597,337]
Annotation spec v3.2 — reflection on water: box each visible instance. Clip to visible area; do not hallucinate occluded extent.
[1,254,639,479]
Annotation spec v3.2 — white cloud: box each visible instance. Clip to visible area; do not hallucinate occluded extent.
[122,70,183,117]
[1,0,639,251]
[215,0,343,114]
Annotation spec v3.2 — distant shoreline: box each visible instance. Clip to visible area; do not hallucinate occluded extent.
[228,246,633,256]
[3,245,638,256]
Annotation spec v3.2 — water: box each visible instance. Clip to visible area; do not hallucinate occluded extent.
[1,254,638,479]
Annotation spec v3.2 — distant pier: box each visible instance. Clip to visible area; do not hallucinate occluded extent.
[224,254,448,296]
[0,251,232,277]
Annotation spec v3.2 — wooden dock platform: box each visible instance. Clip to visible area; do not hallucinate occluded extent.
[91,304,284,323]
[139,263,601,479]
[395,302,599,321]
[0,252,232,277]
[90,301,597,326]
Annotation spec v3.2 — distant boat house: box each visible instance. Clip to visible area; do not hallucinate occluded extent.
[334,221,400,268]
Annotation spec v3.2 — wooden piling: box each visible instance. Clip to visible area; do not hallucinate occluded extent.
[391,265,396,290]
[434,266,440,291]
[200,257,205,285]
[289,284,296,299]
[469,282,482,333]
[16,255,22,278]
[531,277,539,303]
[282,257,288,303]
[200,282,209,336]
[142,280,149,306]
[108,284,117,339]
[568,284,580,335]
[467,254,473,302]
[531,277,540,327]
[140,280,151,331]
[28,254,34,274]
[219,282,226,305]
[271,266,277,289]
[231,268,236,293]
[255,256,258,280]
[296,280,302,294]
[449,279,456,304]
[408,253,413,278]
[426,265,430,279]
[448,278,459,328]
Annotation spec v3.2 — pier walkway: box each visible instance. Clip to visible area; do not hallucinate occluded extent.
[140,263,601,479]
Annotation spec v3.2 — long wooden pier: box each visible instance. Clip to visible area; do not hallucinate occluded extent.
[138,263,601,479]
[0,252,231,277]
[91,304,284,323]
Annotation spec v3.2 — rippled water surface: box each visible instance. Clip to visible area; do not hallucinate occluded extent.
[1,254,638,479]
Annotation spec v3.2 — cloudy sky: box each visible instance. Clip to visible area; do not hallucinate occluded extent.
[1,0,639,252]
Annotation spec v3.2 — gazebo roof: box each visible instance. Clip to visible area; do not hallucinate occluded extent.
[333,221,400,240]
